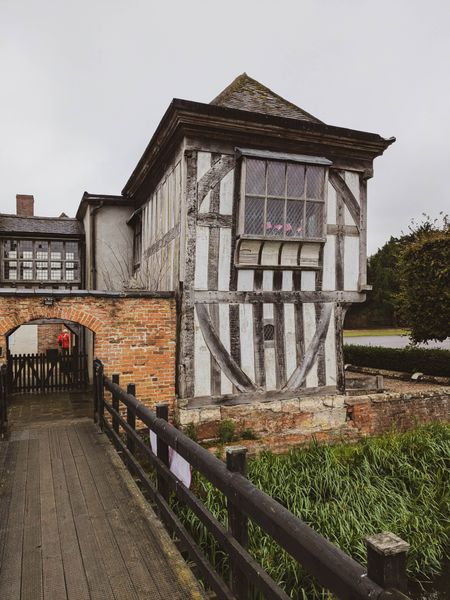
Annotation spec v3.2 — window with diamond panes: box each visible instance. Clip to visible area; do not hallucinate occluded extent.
[243,158,326,239]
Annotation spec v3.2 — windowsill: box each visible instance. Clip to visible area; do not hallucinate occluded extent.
[234,263,321,271]
[237,234,326,244]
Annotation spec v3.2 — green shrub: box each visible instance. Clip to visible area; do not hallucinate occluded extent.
[344,344,450,377]
[218,419,235,443]
[241,428,258,440]
[183,422,198,442]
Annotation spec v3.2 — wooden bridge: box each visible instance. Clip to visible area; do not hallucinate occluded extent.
[0,362,412,600]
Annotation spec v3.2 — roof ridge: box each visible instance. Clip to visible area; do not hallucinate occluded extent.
[210,73,323,124]
[0,213,76,221]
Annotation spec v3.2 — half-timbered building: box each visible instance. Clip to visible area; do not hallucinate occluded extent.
[91,74,395,406]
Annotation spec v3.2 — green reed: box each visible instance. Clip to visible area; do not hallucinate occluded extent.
[174,423,450,599]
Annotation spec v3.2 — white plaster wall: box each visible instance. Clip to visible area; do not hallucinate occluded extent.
[8,325,38,354]
[95,206,134,291]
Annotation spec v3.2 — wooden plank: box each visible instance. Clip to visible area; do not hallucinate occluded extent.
[0,441,20,572]
[75,423,195,600]
[72,432,163,598]
[38,429,68,600]
[21,438,43,600]
[65,426,140,600]
[57,427,115,600]
[48,426,91,600]
[0,438,28,600]
[194,290,364,304]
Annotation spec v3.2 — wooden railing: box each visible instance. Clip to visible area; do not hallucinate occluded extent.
[93,359,411,600]
[0,364,8,437]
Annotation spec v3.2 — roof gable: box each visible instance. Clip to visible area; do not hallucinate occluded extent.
[210,73,323,123]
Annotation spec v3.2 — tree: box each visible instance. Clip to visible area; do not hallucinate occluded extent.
[345,236,406,328]
[396,214,450,344]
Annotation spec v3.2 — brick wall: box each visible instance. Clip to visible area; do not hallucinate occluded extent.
[0,293,176,412]
[346,390,450,436]
[37,323,63,353]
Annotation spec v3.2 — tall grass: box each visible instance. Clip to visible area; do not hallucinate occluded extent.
[175,423,450,599]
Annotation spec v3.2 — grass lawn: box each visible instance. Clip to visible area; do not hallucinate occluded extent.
[344,328,410,337]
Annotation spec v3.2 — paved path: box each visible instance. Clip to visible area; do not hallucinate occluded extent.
[0,411,205,599]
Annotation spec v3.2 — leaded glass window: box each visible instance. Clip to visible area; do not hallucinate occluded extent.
[242,158,326,240]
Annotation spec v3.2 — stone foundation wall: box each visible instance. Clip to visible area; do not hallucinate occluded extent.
[177,388,450,453]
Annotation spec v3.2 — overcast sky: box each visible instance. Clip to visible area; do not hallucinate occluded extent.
[1,0,448,254]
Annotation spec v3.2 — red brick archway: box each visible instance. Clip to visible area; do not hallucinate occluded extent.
[0,291,176,410]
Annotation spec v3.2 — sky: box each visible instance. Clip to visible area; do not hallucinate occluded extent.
[0,0,449,254]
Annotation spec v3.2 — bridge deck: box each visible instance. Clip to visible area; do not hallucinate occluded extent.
[0,418,205,600]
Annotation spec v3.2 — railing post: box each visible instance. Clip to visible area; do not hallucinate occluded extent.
[93,361,99,423]
[156,403,170,502]
[365,532,410,594]
[226,446,249,600]
[111,373,120,434]
[126,383,136,455]
[97,361,105,430]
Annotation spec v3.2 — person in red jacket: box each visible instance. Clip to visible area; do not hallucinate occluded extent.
[57,329,70,355]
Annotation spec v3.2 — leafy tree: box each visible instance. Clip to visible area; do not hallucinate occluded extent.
[396,214,450,343]
[345,236,406,328]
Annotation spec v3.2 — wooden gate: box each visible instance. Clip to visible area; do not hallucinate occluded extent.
[7,352,89,393]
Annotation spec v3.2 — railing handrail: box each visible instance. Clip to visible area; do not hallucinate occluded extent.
[94,360,411,600]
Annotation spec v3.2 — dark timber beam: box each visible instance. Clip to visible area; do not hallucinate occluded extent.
[195,304,257,393]
[329,171,361,229]
[194,290,365,304]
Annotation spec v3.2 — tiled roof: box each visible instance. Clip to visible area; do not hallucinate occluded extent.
[210,73,323,123]
[0,214,84,236]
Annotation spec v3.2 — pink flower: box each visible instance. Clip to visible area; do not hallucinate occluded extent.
[266,222,272,230]
[274,223,283,231]
[285,223,292,232]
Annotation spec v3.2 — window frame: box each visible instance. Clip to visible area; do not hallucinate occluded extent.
[1,238,81,286]
[132,216,142,273]
[238,153,330,243]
